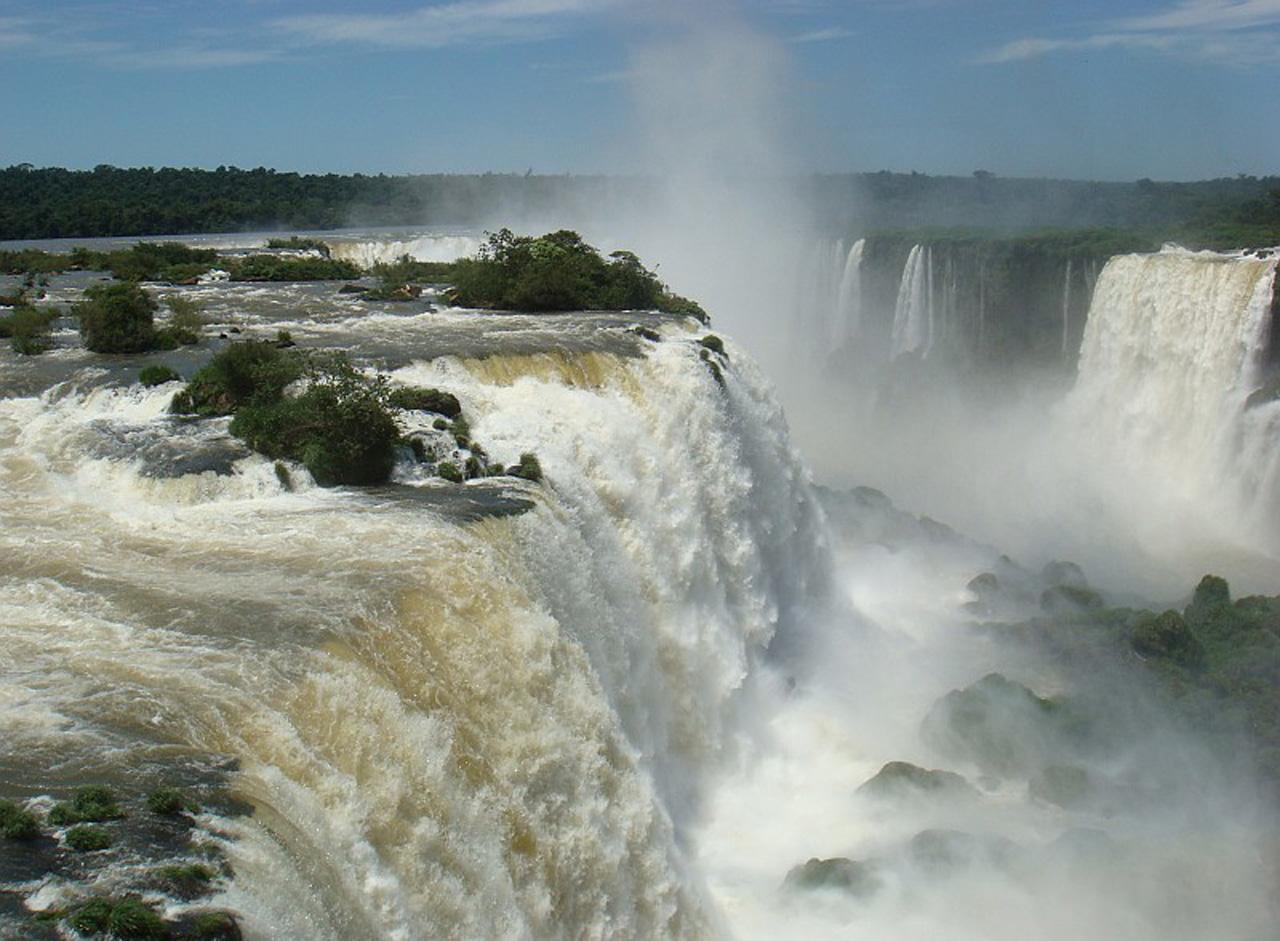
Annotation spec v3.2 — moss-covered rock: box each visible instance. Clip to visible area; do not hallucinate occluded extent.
[0,799,39,840]
[921,673,1097,778]
[968,572,1000,597]
[147,787,197,817]
[49,785,124,825]
[1042,560,1088,589]
[908,829,1017,873]
[1028,764,1092,809]
[857,761,978,800]
[1131,610,1206,671]
[156,863,217,899]
[437,461,463,484]
[65,824,112,852]
[783,857,880,898]
[175,910,242,940]
[140,365,181,387]
[509,452,543,483]
[387,386,461,417]
[1041,584,1104,614]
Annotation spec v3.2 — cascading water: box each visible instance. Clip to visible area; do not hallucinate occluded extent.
[0,309,828,939]
[325,235,483,268]
[891,245,932,359]
[1068,246,1280,548]
[832,239,866,351]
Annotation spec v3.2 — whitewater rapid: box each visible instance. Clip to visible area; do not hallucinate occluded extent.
[0,312,826,939]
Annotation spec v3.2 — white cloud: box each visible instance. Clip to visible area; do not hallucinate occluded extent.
[272,0,618,50]
[790,26,855,43]
[979,0,1280,67]
[1114,0,1280,32]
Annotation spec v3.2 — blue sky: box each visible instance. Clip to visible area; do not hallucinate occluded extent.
[1,0,1277,180]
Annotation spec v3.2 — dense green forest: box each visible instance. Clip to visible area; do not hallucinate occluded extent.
[2,164,1278,243]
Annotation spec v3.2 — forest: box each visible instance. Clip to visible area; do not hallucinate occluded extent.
[2,164,1278,245]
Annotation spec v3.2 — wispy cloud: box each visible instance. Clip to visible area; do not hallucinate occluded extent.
[272,0,618,50]
[790,26,855,43]
[1114,0,1280,31]
[980,0,1280,67]
[0,16,36,48]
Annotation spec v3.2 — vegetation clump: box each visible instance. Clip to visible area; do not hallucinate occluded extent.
[921,673,1095,778]
[229,255,360,282]
[447,229,706,319]
[140,365,181,387]
[387,386,461,417]
[0,798,39,840]
[227,352,401,486]
[509,452,543,482]
[171,341,302,417]
[156,862,216,898]
[0,304,57,354]
[147,786,197,816]
[1131,610,1206,671]
[76,282,165,353]
[65,824,113,851]
[49,785,124,824]
[69,897,166,939]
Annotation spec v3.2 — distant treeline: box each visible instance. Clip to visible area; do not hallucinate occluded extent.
[1,163,1278,244]
[0,165,628,240]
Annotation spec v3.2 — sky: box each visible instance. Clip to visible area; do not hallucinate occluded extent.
[1,0,1278,181]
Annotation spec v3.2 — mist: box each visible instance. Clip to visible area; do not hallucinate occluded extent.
[477,5,1280,940]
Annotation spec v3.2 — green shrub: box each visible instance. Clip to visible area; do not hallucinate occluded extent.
[230,255,360,282]
[154,262,213,283]
[171,341,301,416]
[0,799,39,840]
[68,898,114,934]
[698,334,726,357]
[510,452,542,482]
[1,304,56,354]
[437,461,463,483]
[370,255,456,284]
[1132,610,1207,671]
[387,386,461,417]
[190,911,239,939]
[146,786,196,815]
[66,824,112,851]
[139,365,181,387]
[49,785,124,824]
[229,353,400,486]
[448,229,704,316]
[76,282,160,353]
[107,898,166,939]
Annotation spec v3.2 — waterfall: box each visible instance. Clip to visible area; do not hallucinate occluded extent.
[0,333,829,939]
[1068,246,1280,544]
[325,234,482,267]
[891,244,933,358]
[1061,258,1073,357]
[833,238,865,350]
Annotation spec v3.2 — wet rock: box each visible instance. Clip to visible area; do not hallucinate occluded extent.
[921,673,1097,778]
[783,857,881,898]
[857,761,979,801]
[908,829,1018,873]
[1131,610,1206,671]
[1029,764,1092,809]
[1040,584,1104,614]
[1042,560,1088,589]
